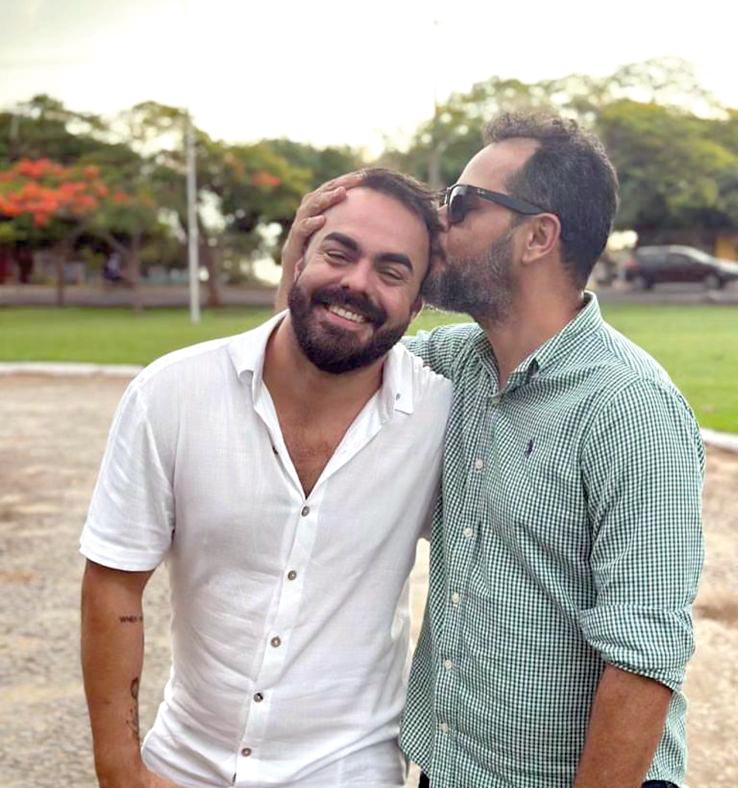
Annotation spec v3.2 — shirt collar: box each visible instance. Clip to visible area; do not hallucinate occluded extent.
[472,291,603,393]
[529,290,602,374]
[227,311,414,416]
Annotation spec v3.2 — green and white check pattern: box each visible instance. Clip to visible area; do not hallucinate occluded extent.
[401,293,704,788]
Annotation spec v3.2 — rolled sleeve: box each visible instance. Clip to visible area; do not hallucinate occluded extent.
[579,377,704,690]
[80,382,174,571]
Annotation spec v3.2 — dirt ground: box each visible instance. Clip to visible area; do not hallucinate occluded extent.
[0,374,735,787]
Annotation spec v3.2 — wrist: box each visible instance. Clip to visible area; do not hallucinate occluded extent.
[96,754,146,787]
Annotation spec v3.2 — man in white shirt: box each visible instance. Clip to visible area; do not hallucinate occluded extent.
[80,168,452,788]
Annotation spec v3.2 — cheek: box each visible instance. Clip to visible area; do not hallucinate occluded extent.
[384,290,419,322]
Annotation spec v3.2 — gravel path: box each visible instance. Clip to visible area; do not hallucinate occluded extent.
[1,375,735,787]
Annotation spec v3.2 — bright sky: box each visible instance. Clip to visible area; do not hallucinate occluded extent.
[1,0,736,156]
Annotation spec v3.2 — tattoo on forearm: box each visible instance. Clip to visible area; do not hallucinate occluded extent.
[127,677,140,742]
[118,614,143,623]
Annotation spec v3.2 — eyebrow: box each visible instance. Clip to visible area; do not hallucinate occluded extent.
[322,231,415,273]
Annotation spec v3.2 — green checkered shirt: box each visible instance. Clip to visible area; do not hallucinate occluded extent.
[401,293,704,787]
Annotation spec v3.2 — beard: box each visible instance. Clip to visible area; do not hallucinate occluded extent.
[422,229,516,324]
[288,280,411,374]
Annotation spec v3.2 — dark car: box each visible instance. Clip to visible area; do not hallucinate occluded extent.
[623,245,738,290]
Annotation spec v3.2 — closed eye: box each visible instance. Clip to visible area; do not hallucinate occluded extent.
[325,249,349,262]
[379,267,406,282]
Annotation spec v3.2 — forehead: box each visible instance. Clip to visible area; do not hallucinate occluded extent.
[459,138,539,191]
[314,187,430,264]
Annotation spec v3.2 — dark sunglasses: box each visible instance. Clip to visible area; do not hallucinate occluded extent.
[440,183,549,226]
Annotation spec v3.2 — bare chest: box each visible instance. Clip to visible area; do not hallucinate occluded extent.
[280,422,347,497]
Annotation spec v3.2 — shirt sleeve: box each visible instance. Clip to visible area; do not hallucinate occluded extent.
[403,323,476,379]
[578,376,705,691]
[80,381,174,571]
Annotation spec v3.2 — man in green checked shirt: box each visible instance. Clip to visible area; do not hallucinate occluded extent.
[280,113,704,788]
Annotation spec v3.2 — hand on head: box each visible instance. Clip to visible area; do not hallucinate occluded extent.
[281,170,366,279]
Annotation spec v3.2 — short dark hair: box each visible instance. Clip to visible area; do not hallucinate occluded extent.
[484,113,619,288]
[360,167,443,264]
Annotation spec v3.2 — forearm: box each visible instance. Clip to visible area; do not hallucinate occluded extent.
[81,561,152,785]
[573,664,673,788]
[274,265,291,312]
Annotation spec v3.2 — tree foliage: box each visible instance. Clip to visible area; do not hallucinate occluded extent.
[384,58,738,246]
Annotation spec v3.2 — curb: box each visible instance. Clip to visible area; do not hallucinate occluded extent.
[700,428,738,454]
[0,361,143,378]
[2,362,737,454]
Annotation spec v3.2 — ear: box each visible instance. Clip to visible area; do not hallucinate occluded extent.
[520,214,561,266]
[293,255,306,282]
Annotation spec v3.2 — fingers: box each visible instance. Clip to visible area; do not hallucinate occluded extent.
[282,170,364,272]
[320,169,365,193]
[297,169,364,219]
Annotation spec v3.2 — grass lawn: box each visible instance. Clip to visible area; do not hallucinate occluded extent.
[2,303,737,432]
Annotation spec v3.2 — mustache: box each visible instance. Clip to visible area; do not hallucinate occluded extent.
[311,286,387,325]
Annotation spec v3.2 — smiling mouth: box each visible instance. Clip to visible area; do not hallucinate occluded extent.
[324,304,369,325]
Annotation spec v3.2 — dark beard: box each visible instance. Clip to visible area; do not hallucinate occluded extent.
[422,230,516,324]
[288,281,410,374]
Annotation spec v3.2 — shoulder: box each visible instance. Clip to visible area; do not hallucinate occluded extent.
[129,332,248,410]
[388,342,453,410]
[581,330,703,468]
[403,320,483,378]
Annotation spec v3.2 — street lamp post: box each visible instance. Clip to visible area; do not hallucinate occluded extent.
[186,112,201,324]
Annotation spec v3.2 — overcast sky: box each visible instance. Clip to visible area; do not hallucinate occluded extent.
[1,0,736,155]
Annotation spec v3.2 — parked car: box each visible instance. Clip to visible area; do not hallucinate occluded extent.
[623,245,738,290]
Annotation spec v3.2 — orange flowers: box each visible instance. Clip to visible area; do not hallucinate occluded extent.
[0,158,133,227]
[251,170,282,188]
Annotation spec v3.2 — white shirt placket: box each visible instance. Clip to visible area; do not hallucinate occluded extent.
[235,441,327,781]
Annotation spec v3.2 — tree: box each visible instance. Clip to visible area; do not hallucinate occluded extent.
[383,58,738,248]
[118,102,315,303]
[597,100,738,244]
[0,158,164,306]
[0,95,109,166]
[0,158,108,304]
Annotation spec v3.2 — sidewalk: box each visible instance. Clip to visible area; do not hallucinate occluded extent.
[0,284,276,308]
[2,362,736,453]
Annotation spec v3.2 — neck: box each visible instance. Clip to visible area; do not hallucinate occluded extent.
[476,280,585,389]
[262,315,384,418]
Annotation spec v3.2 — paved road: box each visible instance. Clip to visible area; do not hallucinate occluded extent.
[3,281,738,308]
[1,375,735,787]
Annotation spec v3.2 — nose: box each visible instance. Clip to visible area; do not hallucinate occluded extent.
[337,258,373,293]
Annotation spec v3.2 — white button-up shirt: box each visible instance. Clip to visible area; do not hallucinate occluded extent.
[80,314,452,788]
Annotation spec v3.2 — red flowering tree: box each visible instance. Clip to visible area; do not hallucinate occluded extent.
[0,158,160,308]
[0,159,110,303]
[0,158,105,228]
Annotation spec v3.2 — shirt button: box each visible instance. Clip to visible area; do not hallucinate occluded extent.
[287,570,297,581]
[474,458,484,471]
[301,505,310,517]
[439,722,449,733]
[270,636,282,648]
[463,527,474,539]
[451,592,461,605]
[241,747,252,757]
[253,692,264,703]
[443,658,454,670]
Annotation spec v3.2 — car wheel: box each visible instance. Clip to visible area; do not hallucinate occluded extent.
[704,273,723,290]
[631,274,652,290]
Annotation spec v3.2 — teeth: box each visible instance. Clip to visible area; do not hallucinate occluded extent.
[327,304,367,324]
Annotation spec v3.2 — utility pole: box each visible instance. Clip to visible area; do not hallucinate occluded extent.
[186,112,201,324]
[428,17,444,191]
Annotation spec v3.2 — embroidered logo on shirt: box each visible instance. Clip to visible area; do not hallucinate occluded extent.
[525,439,534,458]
